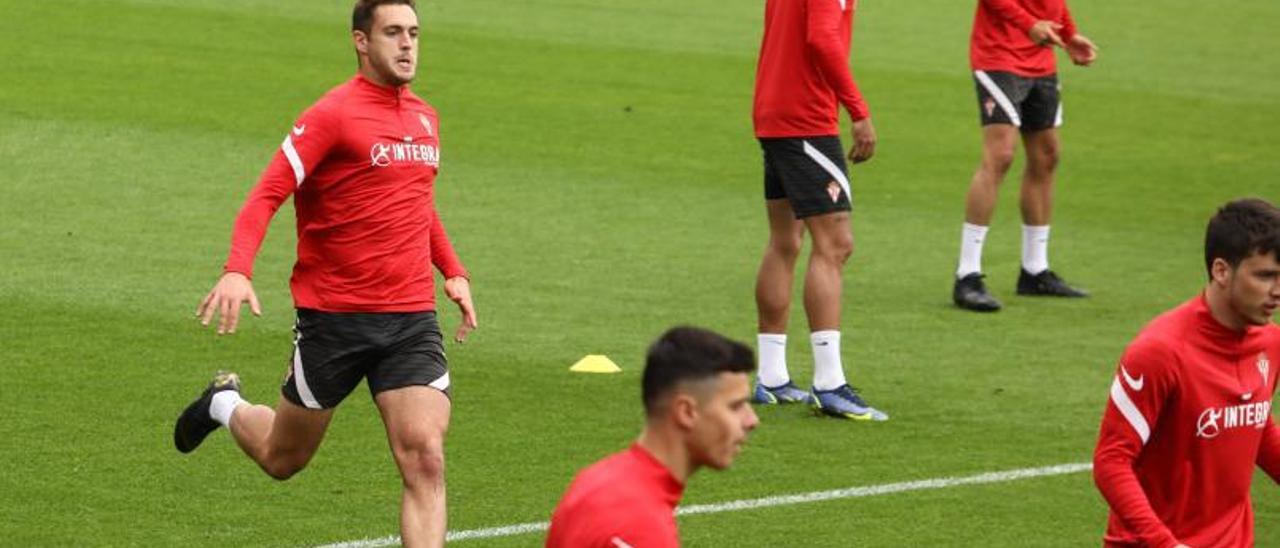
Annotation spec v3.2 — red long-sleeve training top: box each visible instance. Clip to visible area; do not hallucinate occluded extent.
[753,0,870,138]
[1093,295,1280,548]
[224,75,466,313]
[971,0,1077,77]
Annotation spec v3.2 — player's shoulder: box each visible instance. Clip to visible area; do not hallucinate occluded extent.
[297,79,356,122]
[1263,323,1280,349]
[1123,302,1198,371]
[401,89,436,113]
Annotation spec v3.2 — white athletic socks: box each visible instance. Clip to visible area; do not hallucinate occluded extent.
[811,330,848,391]
[1022,224,1050,275]
[959,223,1052,276]
[757,333,790,387]
[209,390,245,427]
[957,222,989,278]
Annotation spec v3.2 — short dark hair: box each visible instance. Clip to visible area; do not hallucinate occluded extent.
[1205,198,1280,278]
[642,327,755,414]
[352,0,416,34]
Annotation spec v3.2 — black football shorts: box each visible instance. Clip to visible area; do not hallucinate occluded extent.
[973,70,1061,131]
[281,309,450,410]
[760,135,853,219]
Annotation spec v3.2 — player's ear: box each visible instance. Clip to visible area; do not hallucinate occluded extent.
[671,393,699,430]
[1210,257,1234,287]
[353,30,369,56]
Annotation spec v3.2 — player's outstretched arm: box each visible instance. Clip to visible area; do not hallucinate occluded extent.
[196,272,262,335]
[849,118,876,164]
[444,276,477,343]
[1066,34,1099,66]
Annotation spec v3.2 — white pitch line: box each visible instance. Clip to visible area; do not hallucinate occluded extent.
[316,461,1092,548]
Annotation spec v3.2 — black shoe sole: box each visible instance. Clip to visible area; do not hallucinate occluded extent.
[173,373,240,454]
[174,389,219,454]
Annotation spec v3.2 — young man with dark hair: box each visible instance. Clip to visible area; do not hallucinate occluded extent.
[952,0,1099,311]
[547,327,759,547]
[173,1,474,546]
[751,0,888,421]
[1093,198,1280,547]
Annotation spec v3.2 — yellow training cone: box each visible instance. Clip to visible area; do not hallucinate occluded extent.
[569,355,621,373]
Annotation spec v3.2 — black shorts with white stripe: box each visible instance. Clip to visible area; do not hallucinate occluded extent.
[973,70,1061,131]
[760,136,852,219]
[281,309,450,410]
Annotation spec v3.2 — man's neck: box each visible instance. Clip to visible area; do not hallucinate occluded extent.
[636,425,693,484]
[1205,285,1247,333]
[358,65,398,89]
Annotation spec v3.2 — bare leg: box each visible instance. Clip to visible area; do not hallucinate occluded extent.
[755,199,805,334]
[964,124,1020,226]
[228,396,333,480]
[376,386,451,548]
[801,211,853,331]
[1019,128,1060,226]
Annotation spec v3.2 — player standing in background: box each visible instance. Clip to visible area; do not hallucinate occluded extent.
[173,2,476,546]
[751,0,887,421]
[1093,198,1280,547]
[952,0,1098,312]
[547,327,759,547]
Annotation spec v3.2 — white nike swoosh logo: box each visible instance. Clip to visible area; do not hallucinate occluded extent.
[292,125,306,136]
[1120,364,1144,392]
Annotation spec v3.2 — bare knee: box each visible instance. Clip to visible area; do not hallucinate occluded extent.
[813,232,853,264]
[982,146,1016,177]
[395,437,446,489]
[262,457,308,481]
[768,233,804,262]
[1028,141,1059,176]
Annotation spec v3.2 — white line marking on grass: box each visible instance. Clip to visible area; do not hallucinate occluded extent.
[316,462,1092,547]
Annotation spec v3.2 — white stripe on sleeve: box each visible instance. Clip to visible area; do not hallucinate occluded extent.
[1109,377,1150,444]
[281,135,306,187]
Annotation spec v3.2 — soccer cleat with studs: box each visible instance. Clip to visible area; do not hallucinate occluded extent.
[174,370,241,454]
[1016,269,1088,298]
[953,272,1002,312]
[752,381,814,405]
[811,384,889,421]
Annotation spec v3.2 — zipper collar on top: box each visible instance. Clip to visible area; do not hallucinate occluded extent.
[1193,293,1263,355]
[354,73,409,104]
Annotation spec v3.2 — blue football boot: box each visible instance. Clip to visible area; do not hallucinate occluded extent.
[811,384,889,421]
[752,381,814,405]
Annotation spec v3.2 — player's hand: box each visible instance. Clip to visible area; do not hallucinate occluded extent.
[1066,34,1098,66]
[196,272,261,335]
[1029,20,1066,48]
[849,118,876,164]
[444,276,477,343]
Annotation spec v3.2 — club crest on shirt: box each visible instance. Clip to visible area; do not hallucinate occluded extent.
[1259,353,1271,388]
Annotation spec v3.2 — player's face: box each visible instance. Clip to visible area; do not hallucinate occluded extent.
[356,5,419,86]
[688,372,759,471]
[1225,251,1280,326]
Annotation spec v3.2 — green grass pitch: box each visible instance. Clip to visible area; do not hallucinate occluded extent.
[1,0,1277,545]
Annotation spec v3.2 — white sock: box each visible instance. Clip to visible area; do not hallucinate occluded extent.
[1022,224,1050,275]
[757,334,789,387]
[210,390,245,427]
[811,330,847,391]
[957,222,989,278]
